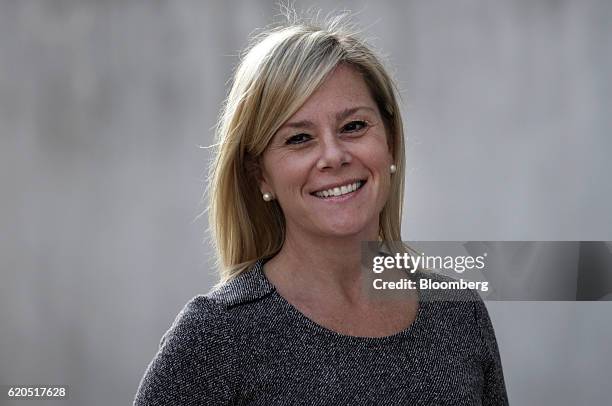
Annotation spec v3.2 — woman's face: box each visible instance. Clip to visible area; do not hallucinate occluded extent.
[259,64,394,240]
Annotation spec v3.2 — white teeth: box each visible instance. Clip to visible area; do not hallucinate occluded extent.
[314,181,363,198]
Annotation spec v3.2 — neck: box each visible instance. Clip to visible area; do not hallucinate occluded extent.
[264,221,380,305]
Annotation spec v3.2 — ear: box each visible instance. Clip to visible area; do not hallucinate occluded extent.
[381,116,395,158]
[245,153,272,195]
[386,131,395,162]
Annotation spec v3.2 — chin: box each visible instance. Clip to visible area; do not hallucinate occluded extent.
[316,222,371,238]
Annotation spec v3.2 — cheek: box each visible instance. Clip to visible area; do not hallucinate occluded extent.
[356,136,393,169]
[264,154,312,193]
[356,137,393,196]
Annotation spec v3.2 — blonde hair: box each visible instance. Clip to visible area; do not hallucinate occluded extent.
[208,13,406,284]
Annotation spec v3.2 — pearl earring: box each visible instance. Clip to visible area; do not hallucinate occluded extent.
[262,192,273,202]
[389,164,397,174]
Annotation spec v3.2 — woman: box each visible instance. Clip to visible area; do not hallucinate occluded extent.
[135,14,509,405]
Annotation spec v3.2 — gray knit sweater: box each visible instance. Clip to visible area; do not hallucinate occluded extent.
[134,259,509,405]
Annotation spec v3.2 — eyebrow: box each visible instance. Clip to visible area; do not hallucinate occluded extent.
[280,106,377,130]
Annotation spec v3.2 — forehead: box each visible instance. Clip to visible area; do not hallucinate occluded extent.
[285,64,378,122]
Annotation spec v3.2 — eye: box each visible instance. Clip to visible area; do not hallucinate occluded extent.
[285,133,311,145]
[342,120,369,133]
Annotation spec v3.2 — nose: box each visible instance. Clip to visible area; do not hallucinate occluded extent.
[316,132,352,171]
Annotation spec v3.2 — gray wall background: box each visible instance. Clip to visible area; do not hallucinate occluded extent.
[1,1,611,405]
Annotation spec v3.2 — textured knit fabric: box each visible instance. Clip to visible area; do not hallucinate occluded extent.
[134,259,509,405]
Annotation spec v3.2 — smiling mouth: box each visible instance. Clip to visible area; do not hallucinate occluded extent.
[311,180,366,199]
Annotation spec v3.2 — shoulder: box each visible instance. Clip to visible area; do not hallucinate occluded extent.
[134,295,238,405]
[159,295,230,349]
[155,260,273,346]
[414,269,483,304]
[133,260,273,406]
[418,270,502,357]
[206,259,275,309]
[157,260,274,348]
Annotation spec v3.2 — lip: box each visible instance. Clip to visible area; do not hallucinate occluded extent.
[309,179,367,202]
[309,178,367,195]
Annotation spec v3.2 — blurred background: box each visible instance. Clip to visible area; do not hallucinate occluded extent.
[1,1,611,405]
